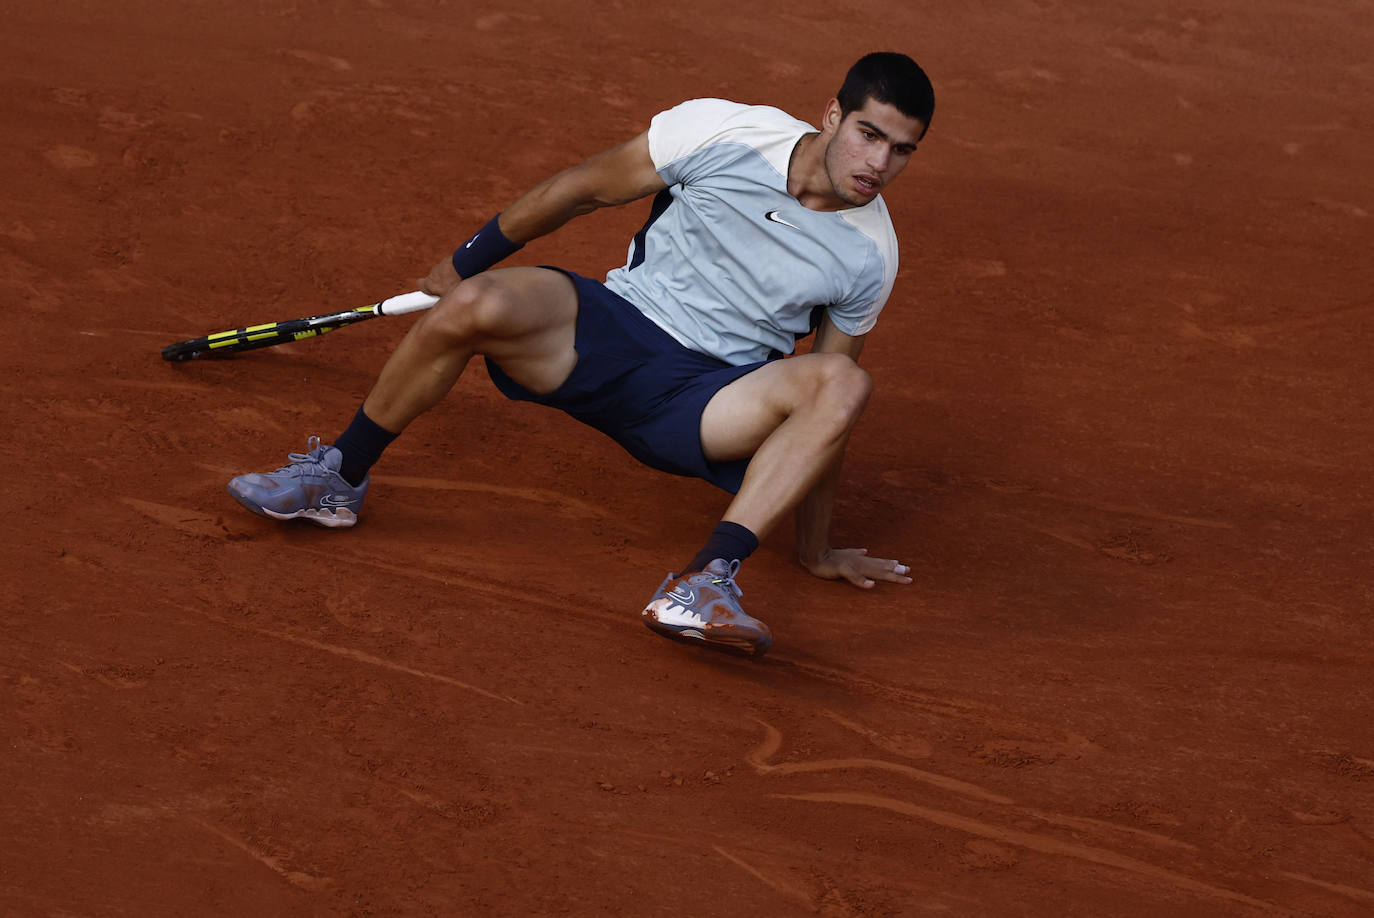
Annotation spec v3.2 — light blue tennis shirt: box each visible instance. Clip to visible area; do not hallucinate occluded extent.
[603,98,899,367]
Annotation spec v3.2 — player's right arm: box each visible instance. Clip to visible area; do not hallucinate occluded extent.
[419,133,666,295]
[499,132,667,241]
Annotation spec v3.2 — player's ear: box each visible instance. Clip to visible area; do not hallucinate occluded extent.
[821,98,843,133]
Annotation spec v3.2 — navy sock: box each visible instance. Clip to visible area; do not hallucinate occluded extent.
[683,521,759,575]
[333,404,398,487]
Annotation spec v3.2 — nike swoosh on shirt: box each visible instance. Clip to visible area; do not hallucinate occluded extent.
[764,210,801,230]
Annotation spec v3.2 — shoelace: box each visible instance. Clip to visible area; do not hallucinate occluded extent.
[710,559,744,598]
[277,435,326,472]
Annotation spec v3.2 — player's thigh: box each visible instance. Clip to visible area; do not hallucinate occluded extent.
[446,266,579,394]
[698,352,869,463]
[436,266,575,341]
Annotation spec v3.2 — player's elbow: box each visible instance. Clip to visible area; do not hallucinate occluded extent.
[569,172,648,211]
[537,167,604,217]
[557,140,664,211]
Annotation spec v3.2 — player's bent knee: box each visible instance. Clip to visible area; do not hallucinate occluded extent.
[781,353,871,437]
[809,353,872,412]
[421,285,480,341]
[832,365,873,428]
[424,275,513,343]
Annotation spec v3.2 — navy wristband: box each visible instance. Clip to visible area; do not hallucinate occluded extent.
[451,214,523,278]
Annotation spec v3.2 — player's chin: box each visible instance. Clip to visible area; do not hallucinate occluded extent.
[842,185,880,206]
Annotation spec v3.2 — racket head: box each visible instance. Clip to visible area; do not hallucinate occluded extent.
[160,306,378,361]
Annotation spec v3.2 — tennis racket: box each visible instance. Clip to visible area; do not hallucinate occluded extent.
[160,290,440,361]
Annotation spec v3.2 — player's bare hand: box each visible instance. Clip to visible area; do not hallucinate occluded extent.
[418,257,462,297]
[801,548,912,589]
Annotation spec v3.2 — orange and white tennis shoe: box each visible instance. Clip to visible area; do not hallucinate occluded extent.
[642,558,772,656]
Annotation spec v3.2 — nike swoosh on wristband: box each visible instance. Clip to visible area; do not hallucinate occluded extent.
[764,210,801,230]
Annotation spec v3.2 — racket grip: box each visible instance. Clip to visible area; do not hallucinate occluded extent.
[377,291,440,316]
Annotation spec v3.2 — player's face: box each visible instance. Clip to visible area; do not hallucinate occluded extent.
[822,97,925,207]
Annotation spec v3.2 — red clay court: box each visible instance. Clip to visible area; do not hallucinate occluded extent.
[3,1,1371,914]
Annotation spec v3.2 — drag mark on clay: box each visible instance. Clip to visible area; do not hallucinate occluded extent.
[82,327,180,338]
[283,49,353,71]
[190,818,331,891]
[44,145,98,168]
[880,469,1232,530]
[747,719,1013,805]
[57,660,151,690]
[1280,870,1374,907]
[121,498,251,541]
[823,709,934,759]
[201,611,519,704]
[979,481,1233,530]
[775,793,1278,912]
[752,719,1200,866]
[1310,198,1369,219]
[1023,809,1197,853]
[625,828,826,907]
[1236,296,1374,338]
[379,474,620,523]
[1179,297,1374,346]
[292,544,628,631]
[1025,524,1173,567]
[102,376,216,394]
[381,782,457,820]
[776,659,1099,755]
[372,778,499,828]
[1025,524,1097,553]
[712,846,818,912]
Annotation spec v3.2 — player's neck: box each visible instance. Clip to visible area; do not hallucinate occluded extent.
[786,132,849,213]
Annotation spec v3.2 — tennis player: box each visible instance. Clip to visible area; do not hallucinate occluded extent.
[229,52,934,656]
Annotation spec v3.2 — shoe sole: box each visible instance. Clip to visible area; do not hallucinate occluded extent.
[227,487,358,529]
[642,617,771,657]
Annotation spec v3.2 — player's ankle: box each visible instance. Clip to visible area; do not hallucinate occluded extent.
[334,404,398,486]
[682,521,759,574]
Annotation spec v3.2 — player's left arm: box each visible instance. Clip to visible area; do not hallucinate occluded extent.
[794,315,913,589]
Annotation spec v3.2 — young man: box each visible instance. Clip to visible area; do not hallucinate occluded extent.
[229,52,934,657]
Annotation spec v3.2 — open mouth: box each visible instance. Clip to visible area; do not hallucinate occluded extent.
[855,174,879,195]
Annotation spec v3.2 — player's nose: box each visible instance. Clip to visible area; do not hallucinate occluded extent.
[866,144,891,172]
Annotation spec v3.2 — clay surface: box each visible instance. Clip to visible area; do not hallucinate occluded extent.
[3,1,1371,914]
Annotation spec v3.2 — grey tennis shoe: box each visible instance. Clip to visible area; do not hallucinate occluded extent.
[227,436,367,528]
[642,558,773,656]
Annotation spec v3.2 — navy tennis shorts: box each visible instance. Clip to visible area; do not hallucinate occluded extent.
[484,267,772,494]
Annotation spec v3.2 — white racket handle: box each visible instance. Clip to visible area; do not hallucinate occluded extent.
[376,290,440,316]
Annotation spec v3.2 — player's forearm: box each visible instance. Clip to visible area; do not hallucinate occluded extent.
[439,166,618,287]
[443,170,602,283]
[794,455,844,567]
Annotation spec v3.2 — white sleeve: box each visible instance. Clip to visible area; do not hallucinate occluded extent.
[647,98,752,178]
[831,200,900,336]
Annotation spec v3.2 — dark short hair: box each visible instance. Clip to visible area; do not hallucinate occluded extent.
[837,52,935,136]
